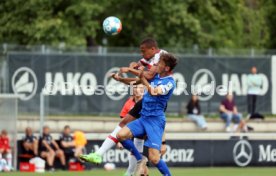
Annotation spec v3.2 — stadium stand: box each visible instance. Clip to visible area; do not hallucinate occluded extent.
[17,116,276,135]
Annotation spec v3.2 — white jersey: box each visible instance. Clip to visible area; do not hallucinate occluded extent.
[139,49,167,69]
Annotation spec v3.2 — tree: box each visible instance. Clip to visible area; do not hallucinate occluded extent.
[0,0,107,46]
[0,0,273,49]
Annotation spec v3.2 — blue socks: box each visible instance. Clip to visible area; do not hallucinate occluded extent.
[121,139,142,161]
[156,159,171,176]
[121,139,171,176]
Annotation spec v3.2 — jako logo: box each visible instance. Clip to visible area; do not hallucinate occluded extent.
[104,67,128,101]
[191,69,216,101]
[12,67,37,101]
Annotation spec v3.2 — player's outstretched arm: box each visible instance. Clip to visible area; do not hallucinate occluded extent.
[110,73,140,85]
[120,66,157,80]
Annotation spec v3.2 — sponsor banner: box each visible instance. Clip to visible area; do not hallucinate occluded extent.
[86,139,276,167]
[8,53,271,114]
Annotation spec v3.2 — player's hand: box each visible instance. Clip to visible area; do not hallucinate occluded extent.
[139,69,145,79]
[129,62,139,68]
[138,65,145,70]
[161,144,167,155]
[120,67,130,73]
[110,72,121,81]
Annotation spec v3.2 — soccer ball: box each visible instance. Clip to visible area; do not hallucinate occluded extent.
[104,163,116,171]
[103,16,122,36]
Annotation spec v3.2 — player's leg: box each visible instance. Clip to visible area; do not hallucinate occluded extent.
[125,137,145,176]
[117,119,145,162]
[135,118,170,176]
[123,100,144,175]
[149,148,171,176]
[79,114,136,164]
[96,114,136,155]
[80,100,142,164]
[41,151,55,170]
[5,149,12,169]
[74,146,84,157]
[0,158,10,172]
[56,149,66,169]
[118,119,148,176]
[33,140,38,155]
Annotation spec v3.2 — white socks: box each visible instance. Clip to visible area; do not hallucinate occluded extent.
[134,138,144,153]
[6,153,12,168]
[96,126,122,156]
[126,155,137,175]
[110,126,122,139]
[126,138,144,175]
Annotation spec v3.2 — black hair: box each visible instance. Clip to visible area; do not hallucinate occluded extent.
[140,38,158,48]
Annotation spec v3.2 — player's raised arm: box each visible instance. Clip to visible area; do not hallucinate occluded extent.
[140,74,162,96]
[120,65,158,81]
[110,73,141,85]
[139,53,177,96]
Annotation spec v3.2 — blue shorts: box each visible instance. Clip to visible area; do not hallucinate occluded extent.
[127,117,165,150]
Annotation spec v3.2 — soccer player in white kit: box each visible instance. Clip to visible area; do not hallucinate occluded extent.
[80,38,167,175]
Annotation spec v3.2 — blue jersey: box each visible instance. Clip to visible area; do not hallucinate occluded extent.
[140,74,175,119]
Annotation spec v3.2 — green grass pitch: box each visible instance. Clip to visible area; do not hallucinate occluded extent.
[1,167,276,176]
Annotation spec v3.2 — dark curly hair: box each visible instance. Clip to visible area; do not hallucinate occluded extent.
[160,53,178,71]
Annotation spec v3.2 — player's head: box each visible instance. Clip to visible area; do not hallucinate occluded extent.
[157,53,178,74]
[25,127,33,136]
[1,129,7,136]
[140,38,159,60]
[251,66,257,74]
[133,84,144,97]
[43,125,50,135]
[63,125,71,135]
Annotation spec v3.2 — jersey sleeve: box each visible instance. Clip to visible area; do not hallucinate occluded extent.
[120,98,135,118]
[159,79,174,95]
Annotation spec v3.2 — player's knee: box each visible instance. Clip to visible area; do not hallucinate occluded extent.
[116,131,124,141]
[149,155,160,165]
[148,151,160,165]
[58,150,64,156]
[49,150,55,156]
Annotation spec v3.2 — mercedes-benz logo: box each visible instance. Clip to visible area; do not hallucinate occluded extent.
[233,140,253,167]
[104,67,128,101]
[191,69,216,101]
[12,67,38,101]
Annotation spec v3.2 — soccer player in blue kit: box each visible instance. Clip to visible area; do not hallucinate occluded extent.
[116,53,177,176]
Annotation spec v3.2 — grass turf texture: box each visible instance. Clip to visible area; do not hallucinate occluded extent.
[2,168,276,176]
